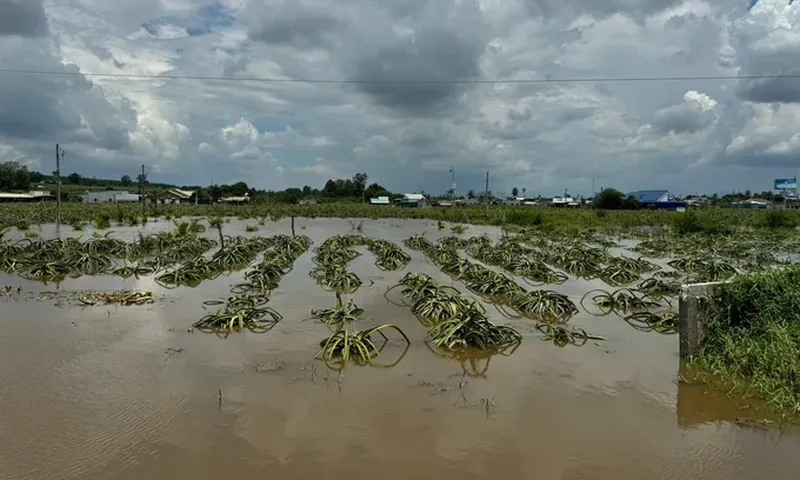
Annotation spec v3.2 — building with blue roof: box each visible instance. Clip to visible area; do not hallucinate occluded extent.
[627,190,687,211]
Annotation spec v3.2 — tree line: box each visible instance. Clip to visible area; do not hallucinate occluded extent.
[0,161,395,204]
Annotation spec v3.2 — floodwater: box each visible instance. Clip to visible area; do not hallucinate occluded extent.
[1,218,798,480]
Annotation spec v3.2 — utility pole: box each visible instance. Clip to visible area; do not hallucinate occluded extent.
[55,144,64,228]
[139,164,147,217]
[450,165,456,205]
[484,170,490,216]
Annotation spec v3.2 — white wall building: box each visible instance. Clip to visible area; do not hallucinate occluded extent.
[83,191,140,203]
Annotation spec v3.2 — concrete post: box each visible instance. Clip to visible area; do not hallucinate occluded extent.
[678,281,724,358]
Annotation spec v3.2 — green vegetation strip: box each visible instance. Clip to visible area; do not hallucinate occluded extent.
[4,202,800,234]
[687,266,800,419]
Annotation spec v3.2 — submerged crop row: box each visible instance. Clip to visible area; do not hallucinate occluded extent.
[192,235,312,336]
[308,234,411,370]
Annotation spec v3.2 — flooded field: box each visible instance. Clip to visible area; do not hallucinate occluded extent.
[1,218,799,480]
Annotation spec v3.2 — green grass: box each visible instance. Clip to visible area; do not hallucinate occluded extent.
[689,266,800,420]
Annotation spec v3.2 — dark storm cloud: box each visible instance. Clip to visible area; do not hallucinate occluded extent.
[0,55,134,148]
[247,2,346,49]
[730,3,800,104]
[350,30,483,113]
[723,150,800,169]
[738,78,800,104]
[525,0,683,20]
[734,36,800,103]
[0,64,88,139]
[0,0,48,37]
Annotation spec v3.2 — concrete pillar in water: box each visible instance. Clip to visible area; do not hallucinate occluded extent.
[678,281,724,357]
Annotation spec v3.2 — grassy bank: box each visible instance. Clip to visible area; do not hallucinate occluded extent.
[1,202,799,233]
[689,266,800,420]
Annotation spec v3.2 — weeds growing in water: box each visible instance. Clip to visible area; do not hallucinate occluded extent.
[624,312,678,334]
[580,288,662,316]
[93,213,111,230]
[536,323,605,347]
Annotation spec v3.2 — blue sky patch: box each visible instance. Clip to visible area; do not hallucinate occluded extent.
[140,1,236,38]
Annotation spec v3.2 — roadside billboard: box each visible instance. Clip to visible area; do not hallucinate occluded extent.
[775,178,797,191]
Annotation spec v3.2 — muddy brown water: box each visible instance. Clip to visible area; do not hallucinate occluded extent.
[1,218,799,479]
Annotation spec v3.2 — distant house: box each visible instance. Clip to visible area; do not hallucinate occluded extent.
[82,190,140,203]
[733,198,770,209]
[369,196,390,205]
[396,193,426,208]
[157,189,195,204]
[0,190,55,203]
[685,196,711,208]
[219,193,250,205]
[549,196,580,208]
[628,190,686,211]
[785,197,800,210]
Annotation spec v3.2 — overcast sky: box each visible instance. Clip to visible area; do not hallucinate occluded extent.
[0,0,798,196]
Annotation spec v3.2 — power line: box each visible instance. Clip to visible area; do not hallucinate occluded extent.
[0,67,799,85]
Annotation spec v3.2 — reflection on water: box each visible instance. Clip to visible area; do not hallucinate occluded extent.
[1,218,799,479]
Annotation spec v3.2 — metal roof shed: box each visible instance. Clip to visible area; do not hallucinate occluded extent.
[628,190,670,203]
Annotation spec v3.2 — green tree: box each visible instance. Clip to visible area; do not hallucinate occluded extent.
[121,175,132,186]
[0,161,30,191]
[229,181,249,197]
[280,188,303,204]
[467,190,475,199]
[352,173,368,197]
[511,187,519,197]
[67,173,81,185]
[210,184,222,202]
[364,182,390,200]
[322,179,338,197]
[622,195,641,210]
[594,188,624,210]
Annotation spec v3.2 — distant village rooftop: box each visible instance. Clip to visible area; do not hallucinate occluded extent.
[0,190,55,202]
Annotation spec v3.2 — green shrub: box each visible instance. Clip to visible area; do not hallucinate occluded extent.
[692,266,800,417]
[673,210,732,235]
[761,209,797,229]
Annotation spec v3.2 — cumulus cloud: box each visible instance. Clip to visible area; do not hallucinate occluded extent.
[730,0,800,103]
[0,0,136,164]
[648,90,718,135]
[0,0,799,194]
